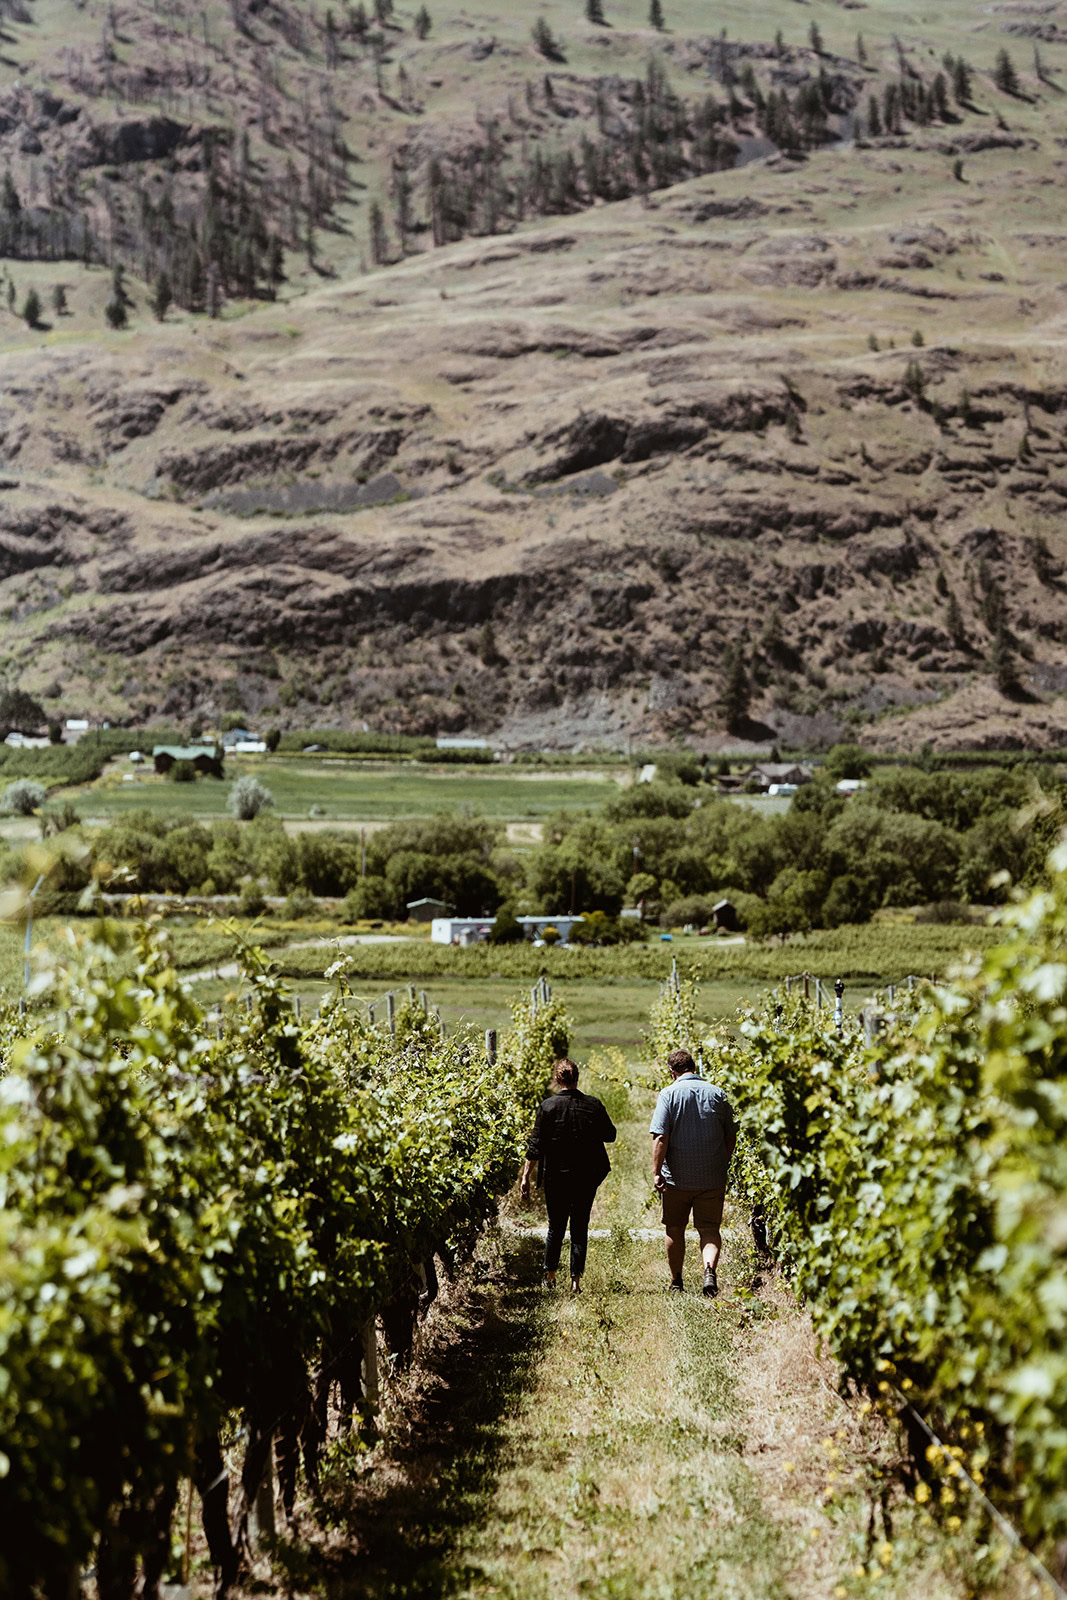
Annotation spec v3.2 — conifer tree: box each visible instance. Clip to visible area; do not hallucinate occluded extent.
[152,271,172,321]
[721,646,750,733]
[992,622,1020,695]
[532,16,562,59]
[994,46,1019,95]
[369,199,389,265]
[586,0,606,23]
[415,4,431,38]
[51,284,67,317]
[808,19,823,55]
[21,287,41,327]
[649,0,664,29]
[953,56,972,104]
[1,169,19,214]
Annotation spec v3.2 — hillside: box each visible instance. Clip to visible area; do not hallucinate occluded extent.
[1,0,1067,749]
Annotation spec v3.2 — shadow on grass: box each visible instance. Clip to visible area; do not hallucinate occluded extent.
[296,1236,547,1599]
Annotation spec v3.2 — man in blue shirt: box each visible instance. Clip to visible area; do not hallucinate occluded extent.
[650,1048,736,1297]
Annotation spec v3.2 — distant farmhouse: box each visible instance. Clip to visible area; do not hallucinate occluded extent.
[742,762,814,794]
[221,728,267,754]
[152,745,224,778]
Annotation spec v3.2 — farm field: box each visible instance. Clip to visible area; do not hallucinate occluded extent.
[63,757,628,824]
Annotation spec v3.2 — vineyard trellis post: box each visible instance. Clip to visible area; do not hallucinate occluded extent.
[386,990,396,1037]
[22,873,44,992]
[361,1321,379,1412]
[485,1028,497,1065]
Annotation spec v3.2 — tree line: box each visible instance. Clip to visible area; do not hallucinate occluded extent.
[13,758,1060,934]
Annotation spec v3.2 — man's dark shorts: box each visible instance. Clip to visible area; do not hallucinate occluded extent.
[661,1186,725,1232]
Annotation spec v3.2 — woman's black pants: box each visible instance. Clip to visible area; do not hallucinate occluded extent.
[543,1175,599,1279]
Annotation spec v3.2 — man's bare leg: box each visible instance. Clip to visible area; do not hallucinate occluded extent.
[698,1228,722,1272]
[665,1225,686,1280]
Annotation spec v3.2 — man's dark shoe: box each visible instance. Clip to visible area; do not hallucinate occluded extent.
[703,1266,718,1299]
[669,1275,684,1293]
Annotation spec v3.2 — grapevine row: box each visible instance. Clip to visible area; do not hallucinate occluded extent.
[0,923,568,1599]
[650,849,1067,1558]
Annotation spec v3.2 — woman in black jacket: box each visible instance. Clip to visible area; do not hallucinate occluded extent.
[519,1058,617,1293]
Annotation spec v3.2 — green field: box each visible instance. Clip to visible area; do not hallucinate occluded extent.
[67,757,626,824]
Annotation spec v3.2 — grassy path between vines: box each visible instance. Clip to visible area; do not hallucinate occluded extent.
[247,1069,1030,1600]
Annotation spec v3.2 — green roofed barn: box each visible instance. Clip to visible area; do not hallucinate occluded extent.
[152,745,224,779]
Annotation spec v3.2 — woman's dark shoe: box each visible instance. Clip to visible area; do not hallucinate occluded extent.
[669,1276,684,1293]
[703,1266,718,1298]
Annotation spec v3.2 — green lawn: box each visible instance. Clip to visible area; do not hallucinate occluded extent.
[70,757,625,823]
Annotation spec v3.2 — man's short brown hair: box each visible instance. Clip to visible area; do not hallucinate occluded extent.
[667,1048,696,1075]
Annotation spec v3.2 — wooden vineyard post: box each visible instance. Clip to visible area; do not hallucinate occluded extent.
[814,977,822,1011]
[803,974,810,1001]
[834,978,844,1030]
[485,1028,497,1065]
[420,989,428,1015]
[888,984,896,1005]
[362,1320,380,1412]
[408,984,416,1004]
[293,994,301,1020]
[368,1004,375,1026]
[250,1440,276,1550]
[386,990,396,1037]
[436,1006,445,1040]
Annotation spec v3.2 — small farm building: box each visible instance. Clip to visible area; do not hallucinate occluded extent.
[407,897,452,922]
[152,745,224,778]
[712,899,741,933]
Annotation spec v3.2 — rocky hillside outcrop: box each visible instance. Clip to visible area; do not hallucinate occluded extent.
[2,16,1067,749]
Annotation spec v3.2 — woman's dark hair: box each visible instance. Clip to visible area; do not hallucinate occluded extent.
[553,1058,579,1088]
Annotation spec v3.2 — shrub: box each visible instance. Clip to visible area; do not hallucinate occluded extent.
[824,743,872,781]
[342,877,393,922]
[281,891,319,919]
[0,779,46,816]
[540,923,561,946]
[489,905,525,944]
[229,776,274,820]
[171,760,197,784]
[237,878,267,917]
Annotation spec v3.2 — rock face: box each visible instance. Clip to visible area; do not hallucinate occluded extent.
[4,119,1067,749]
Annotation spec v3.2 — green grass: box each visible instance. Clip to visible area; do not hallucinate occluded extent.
[70,757,624,823]
[297,1076,996,1600]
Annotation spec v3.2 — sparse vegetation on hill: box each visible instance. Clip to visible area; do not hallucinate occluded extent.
[0,0,1066,749]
